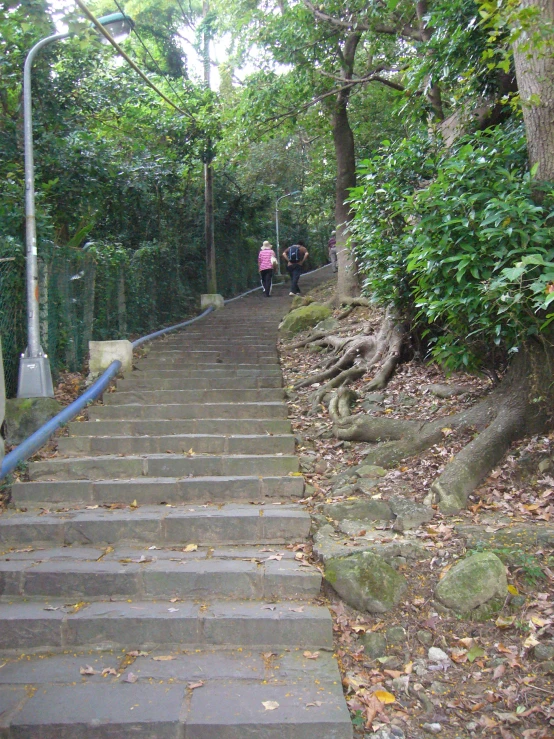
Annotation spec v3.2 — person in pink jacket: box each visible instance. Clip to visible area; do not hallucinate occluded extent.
[258,240,277,297]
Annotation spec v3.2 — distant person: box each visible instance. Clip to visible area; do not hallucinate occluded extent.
[283,240,308,296]
[258,240,277,297]
[328,231,337,273]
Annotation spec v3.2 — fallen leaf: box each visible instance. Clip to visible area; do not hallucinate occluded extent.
[467,645,486,663]
[187,680,204,690]
[80,665,99,675]
[152,655,176,661]
[495,615,516,629]
[124,672,138,683]
[183,544,198,552]
[262,701,279,711]
[373,690,395,704]
[303,651,320,660]
[102,667,118,676]
[306,701,323,708]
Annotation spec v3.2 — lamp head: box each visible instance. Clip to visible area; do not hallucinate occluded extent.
[97,12,134,43]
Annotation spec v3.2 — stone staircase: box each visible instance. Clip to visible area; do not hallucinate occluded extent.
[0,271,352,737]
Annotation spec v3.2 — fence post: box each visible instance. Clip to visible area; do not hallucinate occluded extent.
[0,337,5,465]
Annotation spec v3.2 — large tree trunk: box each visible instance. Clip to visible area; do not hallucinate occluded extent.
[331,99,359,300]
[512,0,554,185]
[330,31,361,301]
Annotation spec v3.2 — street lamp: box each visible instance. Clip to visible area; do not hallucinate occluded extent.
[18,12,134,398]
[275,191,300,277]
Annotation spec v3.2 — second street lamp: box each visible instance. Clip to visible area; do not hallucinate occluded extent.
[18,12,134,398]
[275,191,300,277]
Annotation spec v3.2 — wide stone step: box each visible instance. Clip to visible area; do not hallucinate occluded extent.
[116,375,283,390]
[29,454,299,481]
[0,648,351,739]
[12,474,304,505]
[138,356,279,368]
[58,433,295,456]
[89,402,288,420]
[103,388,284,405]
[0,546,321,601]
[0,600,333,651]
[67,418,292,437]
[131,366,282,377]
[0,504,310,547]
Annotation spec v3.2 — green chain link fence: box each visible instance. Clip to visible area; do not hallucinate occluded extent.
[0,239,203,399]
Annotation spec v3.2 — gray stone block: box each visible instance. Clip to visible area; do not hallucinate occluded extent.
[0,603,64,649]
[63,601,200,648]
[10,683,186,738]
[186,680,352,739]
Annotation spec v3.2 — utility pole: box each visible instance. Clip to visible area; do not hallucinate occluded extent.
[203,0,217,294]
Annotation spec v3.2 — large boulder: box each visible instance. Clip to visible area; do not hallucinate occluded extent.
[4,397,62,446]
[435,552,507,613]
[325,551,407,613]
[280,303,332,338]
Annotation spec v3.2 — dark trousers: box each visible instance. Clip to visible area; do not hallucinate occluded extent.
[287,264,302,294]
[260,269,273,297]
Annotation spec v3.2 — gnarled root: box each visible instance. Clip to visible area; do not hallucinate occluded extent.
[296,310,406,408]
[331,335,554,514]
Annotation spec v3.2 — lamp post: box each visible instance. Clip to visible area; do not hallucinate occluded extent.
[18,13,134,398]
[275,191,300,277]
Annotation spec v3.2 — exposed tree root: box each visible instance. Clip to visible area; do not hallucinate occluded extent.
[330,335,554,513]
[292,309,406,408]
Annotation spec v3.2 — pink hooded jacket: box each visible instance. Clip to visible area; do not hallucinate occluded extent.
[258,244,276,271]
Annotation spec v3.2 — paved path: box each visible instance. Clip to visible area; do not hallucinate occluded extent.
[0,267,352,737]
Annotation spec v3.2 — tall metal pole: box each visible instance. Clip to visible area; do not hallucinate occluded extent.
[203,0,217,294]
[19,32,68,397]
[275,191,300,278]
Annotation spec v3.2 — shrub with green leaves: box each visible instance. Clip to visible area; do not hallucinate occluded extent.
[350,123,554,371]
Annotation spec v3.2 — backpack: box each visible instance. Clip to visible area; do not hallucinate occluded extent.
[288,245,301,263]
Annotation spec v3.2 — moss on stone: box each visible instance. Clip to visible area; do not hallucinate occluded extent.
[280,303,332,338]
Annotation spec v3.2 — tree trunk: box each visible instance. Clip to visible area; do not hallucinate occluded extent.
[330,32,361,300]
[512,0,554,185]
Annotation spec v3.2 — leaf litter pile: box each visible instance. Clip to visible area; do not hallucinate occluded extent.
[280,280,554,739]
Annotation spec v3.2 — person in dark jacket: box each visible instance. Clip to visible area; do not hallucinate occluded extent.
[282,240,308,295]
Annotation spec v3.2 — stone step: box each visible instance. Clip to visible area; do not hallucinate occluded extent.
[58,433,295,456]
[68,418,292,437]
[0,648,351,739]
[131,366,282,377]
[117,375,283,390]
[12,474,304,505]
[0,504,310,547]
[138,355,279,367]
[0,546,321,601]
[136,361,280,371]
[29,454,299,482]
[147,342,277,352]
[89,402,288,421]
[0,600,333,651]
[103,388,284,405]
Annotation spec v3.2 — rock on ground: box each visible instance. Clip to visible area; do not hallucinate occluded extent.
[279,303,332,338]
[324,551,407,613]
[435,551,507,613]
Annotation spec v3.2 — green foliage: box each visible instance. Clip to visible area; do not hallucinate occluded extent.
[350,124,554,371]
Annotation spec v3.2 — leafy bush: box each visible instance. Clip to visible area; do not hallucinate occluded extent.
[350,124,554,371]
